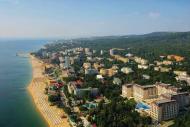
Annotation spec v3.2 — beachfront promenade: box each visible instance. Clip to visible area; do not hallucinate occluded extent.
[28,55,70,127]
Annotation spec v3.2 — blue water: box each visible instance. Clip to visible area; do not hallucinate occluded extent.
[136,102,150,110]
[0,40,48,127]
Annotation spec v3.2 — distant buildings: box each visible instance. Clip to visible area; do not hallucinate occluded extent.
[70,57,75,65]
[67,82,99,98]
[112,55,129,63]
[154,66,171,72]
[174,71,190,85]
[138,64,148,69]
[121,67,133,74]
[107,58,114,62]
[64,56,70,68]
[167,55,184,62]
[59,56,71,69]
[93,63,103,70]
[174,71,187,76]
[162,60,173,65]
[155,60,173,66]
[92,50,96,54]
[134,57,148,65]
[96,75,104,80]
[85,69,98,75]
[142,74,150,80]
[74,88,99,98]
[85,48,92,56]
[160,67,171,72]
[51,53,57,59]
[112,65,119,70]
[41,51,50,58]
[109,49,114,56]
[113,77,122,85]
[125,53,133,57]
[176,76,190,85]
[154,67,160,71]
[100,50,104,55]
[84,48,90,54]
[59,57,64,63]
[60,63,64,68]
[83,63,91,69]
[99,68,117,77]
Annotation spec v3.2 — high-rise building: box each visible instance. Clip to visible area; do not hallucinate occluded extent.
[161,92,190,110]
[110,49,114,56]
[64,56,70,68]
[150,99,178,122]
[85,48,90,54]
[100,50,104,55]
[93,50,96,54]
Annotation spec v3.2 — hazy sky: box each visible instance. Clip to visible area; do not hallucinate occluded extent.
[0,0,190,38]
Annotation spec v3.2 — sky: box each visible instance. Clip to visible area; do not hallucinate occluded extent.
[0,0,190,38]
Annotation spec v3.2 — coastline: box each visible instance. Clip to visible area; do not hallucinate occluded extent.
[27,55,70,127]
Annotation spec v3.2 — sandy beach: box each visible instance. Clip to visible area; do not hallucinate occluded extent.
[28,55,70,127]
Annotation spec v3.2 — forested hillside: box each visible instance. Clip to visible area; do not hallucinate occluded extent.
[76,31,190,60]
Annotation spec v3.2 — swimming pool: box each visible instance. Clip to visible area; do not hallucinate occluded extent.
[136,102,150,110]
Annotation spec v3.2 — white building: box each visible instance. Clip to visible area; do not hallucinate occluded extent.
[174,71,187,77]
[96,75,104,79]
[160,67,171,72]
[110,49,114,56]
[138,64,148,69]
[85,48,90,54]
[134,57,148,65]
[100,50,104,55]
[142,74,150,80]
[113,77,122,85]
[93,50,96,54]
[59,57,64,62]
[125,53,133,57]
[121,67,133,74]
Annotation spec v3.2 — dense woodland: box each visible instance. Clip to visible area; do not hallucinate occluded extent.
[90,97,152,127]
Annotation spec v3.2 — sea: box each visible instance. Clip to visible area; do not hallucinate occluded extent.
[0,40,48,127]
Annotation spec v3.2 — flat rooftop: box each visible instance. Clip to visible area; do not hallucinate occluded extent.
[155,99,176,106]
[135,84,156,88]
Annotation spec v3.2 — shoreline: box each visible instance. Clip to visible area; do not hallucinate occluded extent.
[27,79,50,127]
[27,55,70,127]
[27,55,49,127]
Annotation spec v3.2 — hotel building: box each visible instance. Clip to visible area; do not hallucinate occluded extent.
[122,82,190,122]
[122,84,157,101]
[150,99,178,122]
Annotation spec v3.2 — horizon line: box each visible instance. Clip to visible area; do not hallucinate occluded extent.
[0,30,189,40]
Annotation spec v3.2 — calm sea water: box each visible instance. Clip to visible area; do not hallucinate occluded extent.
[0,40,48,127]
